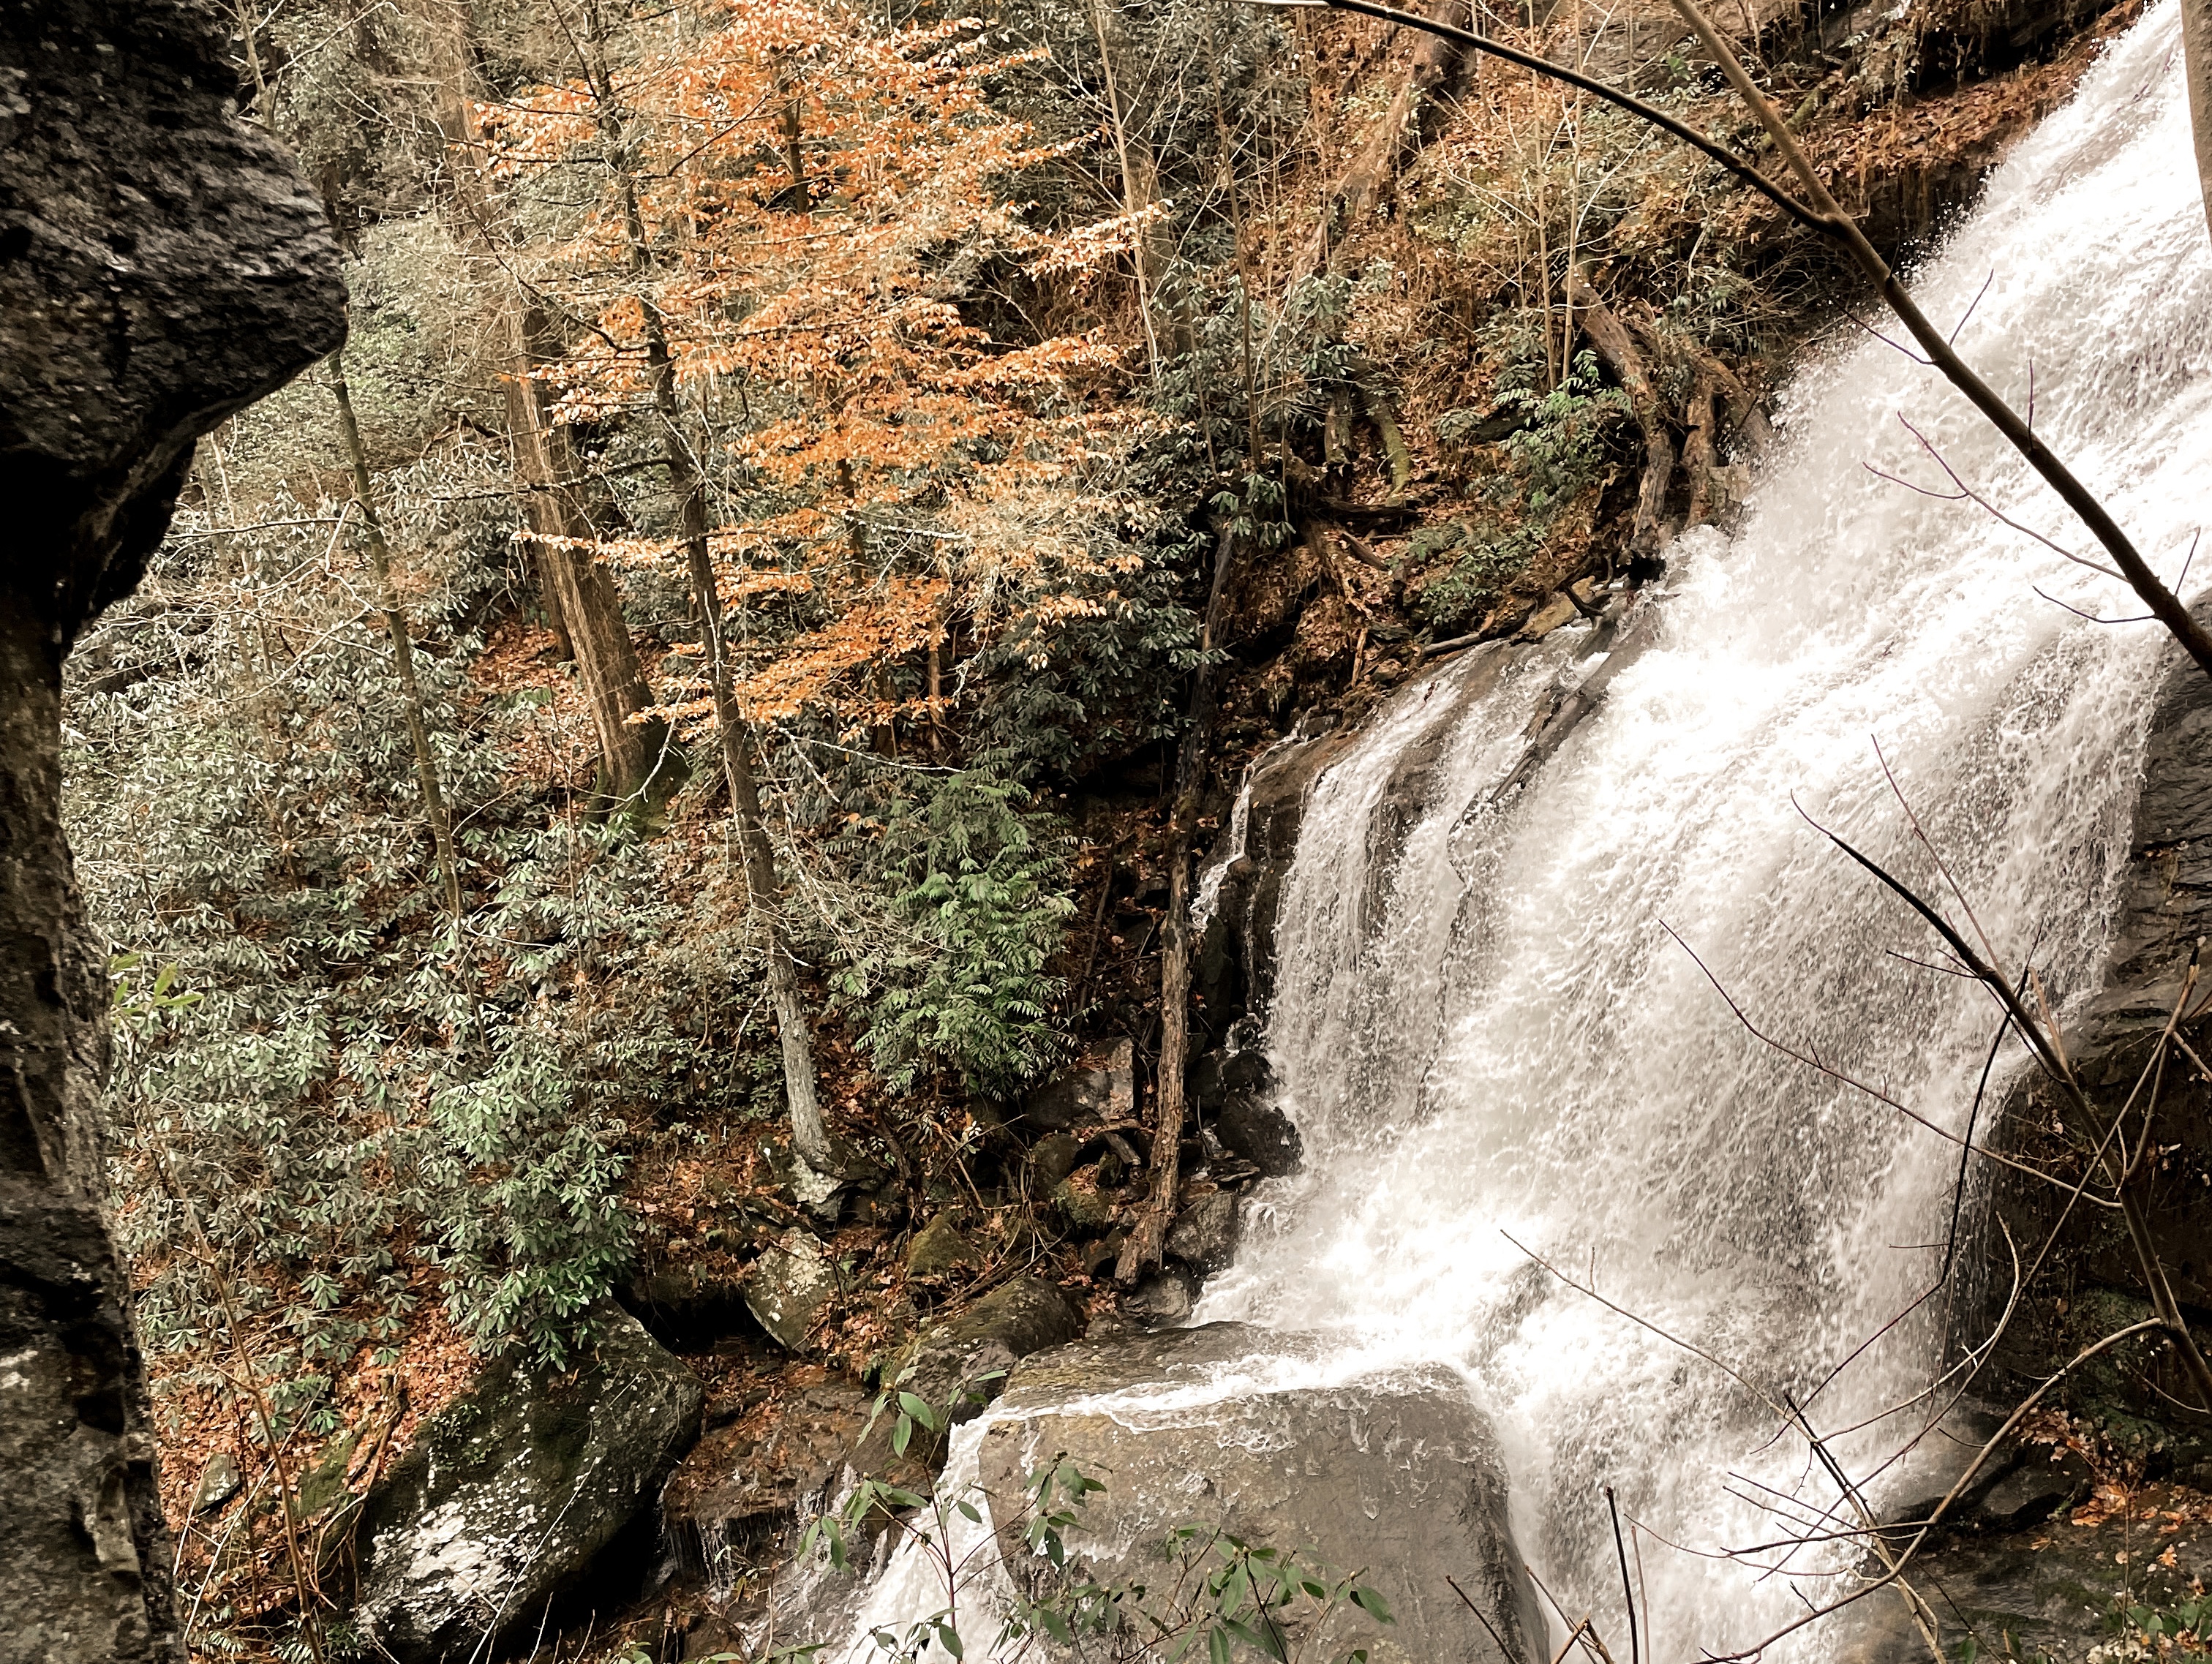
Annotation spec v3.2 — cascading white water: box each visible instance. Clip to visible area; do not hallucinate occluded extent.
[833,9,2212,1657]
[1203,5,2212,1650]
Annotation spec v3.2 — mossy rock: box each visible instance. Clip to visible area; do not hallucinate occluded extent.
[353,1308,703,1664]
[906,1211,980,1279]
[1051,1166,1116,1233]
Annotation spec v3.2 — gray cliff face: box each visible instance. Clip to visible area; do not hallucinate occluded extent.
[0,4,344,1659]
[1,0,347,609]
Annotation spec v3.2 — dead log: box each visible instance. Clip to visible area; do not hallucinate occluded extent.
[1567,272,1674,557]
[1361,382,1415,497]
[1299,0,1474,280]
[1682,369,1718,528]
[1325,386,1355,481]
[1310,524,1382,617]
[1117,520,1241,1286]
[1646,318,1765,459]
[1338,530,1392,571]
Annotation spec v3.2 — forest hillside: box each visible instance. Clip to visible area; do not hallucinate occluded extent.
[29,0,2205,1657]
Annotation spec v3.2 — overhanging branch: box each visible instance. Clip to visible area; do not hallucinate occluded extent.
[1266,0,2212,682]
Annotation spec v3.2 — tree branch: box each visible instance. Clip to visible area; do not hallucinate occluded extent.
[1268,0,2212,682]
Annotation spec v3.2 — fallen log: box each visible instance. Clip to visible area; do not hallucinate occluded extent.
[1567,271,1675,558]
[1301,0,1474,280]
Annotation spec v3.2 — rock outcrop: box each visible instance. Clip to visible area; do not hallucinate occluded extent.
[353,1309,704,1663]
[744,1228,837,1352]
[974,1324,1549,1664]
[1020,1036,1135,1132]
[847,1276,1084,1478]
[1192,731,1355,1031]
[1986,621,2212,1410]
[0,3,345,1659]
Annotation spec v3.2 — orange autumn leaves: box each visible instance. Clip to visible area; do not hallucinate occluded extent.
[484,0,1146,739]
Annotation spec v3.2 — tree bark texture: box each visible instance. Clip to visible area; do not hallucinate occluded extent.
[502,301,680,805]
[0,2,347,1657]
[645,333,834,1175]
[1118,527,1240,1285]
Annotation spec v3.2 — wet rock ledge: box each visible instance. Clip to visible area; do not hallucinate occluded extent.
[976,1324,1550,1664]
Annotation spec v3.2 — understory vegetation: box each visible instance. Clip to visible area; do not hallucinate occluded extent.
[60,0,2153,1652]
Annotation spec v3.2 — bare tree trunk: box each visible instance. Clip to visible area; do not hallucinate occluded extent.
[2186,0,2212,241]
[1681,369,1719,528]
[503,300,680,806]
[648,337,834,1175]
[579,26,835,1173]
[420,0,674,806]
[1118,528,1239,1284]
[327,355,463,917]
[1087,0,1165,377]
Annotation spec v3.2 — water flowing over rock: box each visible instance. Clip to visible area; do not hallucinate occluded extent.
[0,2,344,1656]
[824,1325,1546,1664]
[1192,734,1356,1032]
[1195,10,2212,1650]
[974,1328,1546,1664]
[830,11,2212,1652]
[665,1380,872,1595]
[1982,596,2212,1403]
[353,1309,703,1664]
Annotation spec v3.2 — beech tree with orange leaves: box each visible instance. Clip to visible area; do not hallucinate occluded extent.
[481,0,1155,1155]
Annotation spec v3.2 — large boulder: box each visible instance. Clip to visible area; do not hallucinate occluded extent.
[973,1325,1549,1664]
[1164,1189,1240,1276]
[353,1309,704,1663]
[1,2,344,1657]
[745,1229,837,1352]
[1216,1083,1304,1178]
[1020,1038,1134,1132]
[759,1281,1088,1644]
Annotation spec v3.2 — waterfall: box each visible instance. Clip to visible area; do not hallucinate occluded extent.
[1203,2,2212,1650]
[830,6,2212,1657]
